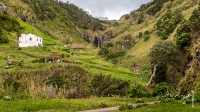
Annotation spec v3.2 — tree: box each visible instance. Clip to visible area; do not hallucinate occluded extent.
[146,41,180,86]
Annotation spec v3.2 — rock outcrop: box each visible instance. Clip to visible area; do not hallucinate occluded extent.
[0,2,6,14]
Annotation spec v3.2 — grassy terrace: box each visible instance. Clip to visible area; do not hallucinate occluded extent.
[0,45,140,83]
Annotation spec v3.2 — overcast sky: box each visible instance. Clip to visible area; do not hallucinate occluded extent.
[60,0,151,20]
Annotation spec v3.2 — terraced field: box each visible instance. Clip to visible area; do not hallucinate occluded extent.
[0,45,142,84]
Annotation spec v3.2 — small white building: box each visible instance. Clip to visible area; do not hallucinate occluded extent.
[19,34,43,47]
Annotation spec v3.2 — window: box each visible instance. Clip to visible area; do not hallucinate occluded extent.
[37,38,38,41]
[30,37,32,41]
[40,39,41,42]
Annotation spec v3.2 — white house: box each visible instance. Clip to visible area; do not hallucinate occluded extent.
[19,34,43,47]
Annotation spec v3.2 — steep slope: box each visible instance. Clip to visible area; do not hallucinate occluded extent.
[94,0,200,94]
[96,0,197,69]
[1,0,103,44]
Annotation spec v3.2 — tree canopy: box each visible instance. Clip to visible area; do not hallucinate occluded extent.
[146,40,181,86]
[149,40,180,65]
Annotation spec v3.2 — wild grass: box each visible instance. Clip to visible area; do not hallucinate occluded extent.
[0,44,138,85]
[114,101,200,112]
[0,97,157,112]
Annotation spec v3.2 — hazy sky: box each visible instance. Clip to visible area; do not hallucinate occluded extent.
[60,0,151,20]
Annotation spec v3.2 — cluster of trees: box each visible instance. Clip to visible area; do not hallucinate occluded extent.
[98,35,135,63]
[156,9,183,40]
[29,0,57,20]
[58,1,102,31]
[98,46,126,64]
[0,13,22,44]
[175,20,191,49]
[137,0,171,15]
[146,3,200,95]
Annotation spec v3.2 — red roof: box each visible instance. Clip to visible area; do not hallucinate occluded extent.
[73,45,84,49]
[134,66,141,70]
[46,54,61,59]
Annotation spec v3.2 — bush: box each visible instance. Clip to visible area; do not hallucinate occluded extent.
[125,14,130,19]
[195,93,200,103]
[91,74,130,97]
[144,30,151,41]
[174,94,183,100]
[127,85,150,98]
[18,47,22,50]
[175,19,191,49]
[135,99,144,103]
[139,32,143,38]
[136,103,148,108]
[119,104,133,110]
[182,94,192,104]
[152,82,177,96]
[60,54,65,58]
[138,15,144,24]
[144,35,150,41]
[32,58,45,63]
[156,9,183,40]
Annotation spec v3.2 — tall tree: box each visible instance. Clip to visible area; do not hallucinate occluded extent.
[146,41,180,86]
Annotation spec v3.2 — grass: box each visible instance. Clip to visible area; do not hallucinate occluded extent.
[0,97,157,112]
[114,101,200,112]
[1,97,199,112]
[18,19,56,45]
[73,50,138,83]
[0,45,139,83]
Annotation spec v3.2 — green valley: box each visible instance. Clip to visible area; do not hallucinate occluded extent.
[0,0,200,111]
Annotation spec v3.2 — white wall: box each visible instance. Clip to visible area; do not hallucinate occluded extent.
[19,34,43,47]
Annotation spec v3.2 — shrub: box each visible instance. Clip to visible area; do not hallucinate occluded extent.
[182,94,192,104]
[152,82,177,96]
[138,15,144,24]
[135,99,144,103]
[195,93,200,103]
[119,104,133,110]
[144,35,150,41]
[32,58,45,63]
[156,9,183,40]
[136,103,148,108]
[139,32,143,38]
[144,30,151,41]
[91,74,130,97]
[18,47,22,50]
[174,94,183,100]
[125,14,130,19]
[127,85,150,98]
[175,19,191,49]
[99,102,108,108]
[60,54,65,58]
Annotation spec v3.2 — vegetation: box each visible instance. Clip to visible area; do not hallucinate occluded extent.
[0,13,22,43]
[156,9,183,40]
[175,19,191,49]
[147,41,181,86]
[0,0,200,111]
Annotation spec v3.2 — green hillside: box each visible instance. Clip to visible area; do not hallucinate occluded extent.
[96,0,200,94]
[1,0,200,111]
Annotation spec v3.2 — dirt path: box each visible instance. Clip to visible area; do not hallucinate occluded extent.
[78,101,158,112]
